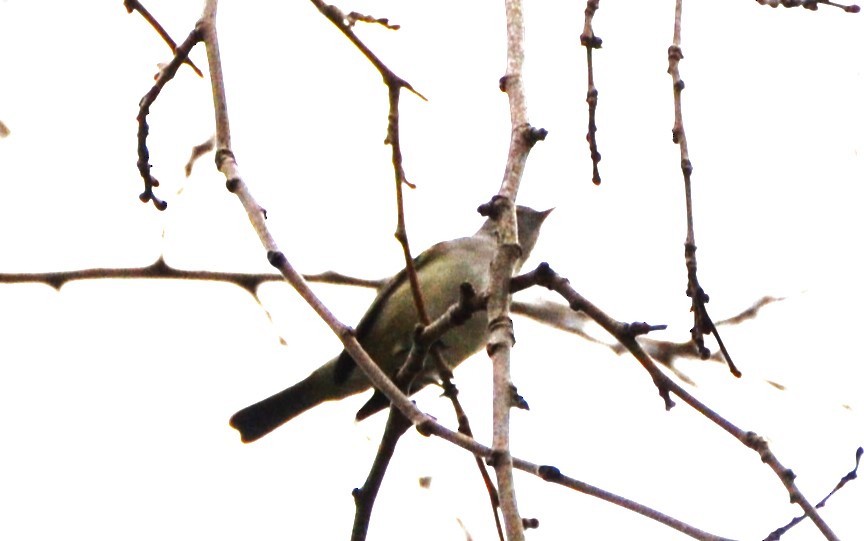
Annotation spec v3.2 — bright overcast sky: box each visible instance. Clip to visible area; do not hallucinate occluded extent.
[1,1,862,540]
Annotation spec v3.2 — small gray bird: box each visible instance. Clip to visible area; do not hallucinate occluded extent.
[230,205,551,442]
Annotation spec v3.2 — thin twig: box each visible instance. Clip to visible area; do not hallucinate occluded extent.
[753,0,860,12]
[765,447,862,539]
[532,262,840,541]
[529,464,736,541]
[135,26,202,210]
[580,0,602,185]
[666,0,739,377]
[123,0,204,77]
[0,261,386,292]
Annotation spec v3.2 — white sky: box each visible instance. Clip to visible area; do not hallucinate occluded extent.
[1,1,862,540]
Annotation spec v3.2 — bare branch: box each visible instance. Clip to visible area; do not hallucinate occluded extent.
[666,1,739,377]
[766,447,862,538]
[184,135,215,176]
[754,0,860,12]
[580,0,603,185]
[530,262,840,540]
[136,25,203,210]
[481,0,553,535]
[123,0,204,77]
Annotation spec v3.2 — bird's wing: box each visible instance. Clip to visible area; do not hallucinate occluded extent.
[332,241,451,384]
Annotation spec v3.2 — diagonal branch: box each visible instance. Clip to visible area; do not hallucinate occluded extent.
[531,262,840,541]
[124,0,204,77]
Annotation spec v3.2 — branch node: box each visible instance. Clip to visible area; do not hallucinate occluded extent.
[524,125,548,147]
[266,250,286,268]
[579,33,603,49]
[477,195,510,220]
[681,158,693,177]
[510,384,529,411]
[215,148,236,170]
[522,517,540,529]
[415,419,435,437]
[487,449,505,468]
[537,465,561,481]
[451,283,480,326]
[485,316,515,355]
[624,321,669,336]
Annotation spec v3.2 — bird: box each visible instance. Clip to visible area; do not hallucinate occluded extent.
[229,205,551,443]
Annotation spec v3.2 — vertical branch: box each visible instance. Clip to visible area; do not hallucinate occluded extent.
[668,0,691,245]
[200,2,231,154]
[580,0,602,185]
[488,1,547,540]
[386,81,430,326]
[666,0,739,377]
[310,0,430,327]
[492,0,526,533]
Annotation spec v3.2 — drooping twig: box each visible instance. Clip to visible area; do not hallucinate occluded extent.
[580,0,603,185]
[666,1,739,378]
[136,26,203,210]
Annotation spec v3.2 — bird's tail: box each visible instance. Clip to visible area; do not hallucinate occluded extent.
[230,356,372,443]
[229,377,330,443]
